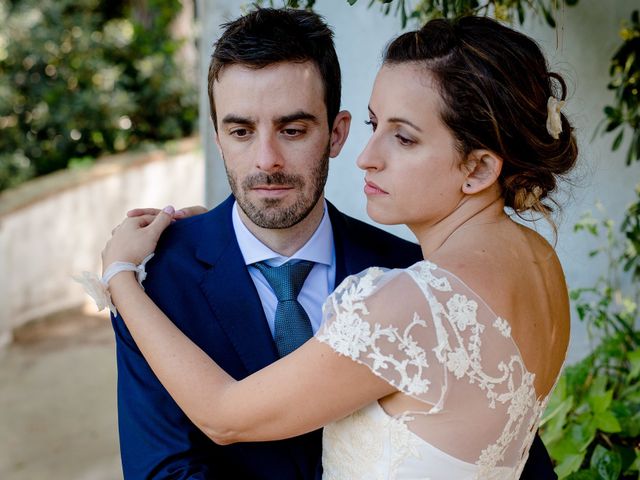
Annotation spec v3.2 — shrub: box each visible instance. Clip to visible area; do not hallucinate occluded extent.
[0,0,197,191]
[540,197,640,479]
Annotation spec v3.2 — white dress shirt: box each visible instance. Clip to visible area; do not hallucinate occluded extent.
[232,201,336,336]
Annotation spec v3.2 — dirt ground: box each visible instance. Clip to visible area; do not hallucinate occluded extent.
[0,307,122,479]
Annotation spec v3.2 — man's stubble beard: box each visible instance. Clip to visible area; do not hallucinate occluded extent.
[224,143,330,229]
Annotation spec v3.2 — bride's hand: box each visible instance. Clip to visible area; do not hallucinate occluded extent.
[102,205,175,273]
[127,205,208,220]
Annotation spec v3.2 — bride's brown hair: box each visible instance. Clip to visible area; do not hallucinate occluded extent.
[383,16,578,222]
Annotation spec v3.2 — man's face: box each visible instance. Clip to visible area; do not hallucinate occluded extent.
[213,62,332,229]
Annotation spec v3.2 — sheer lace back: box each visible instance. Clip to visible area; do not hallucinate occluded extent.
[316,261,548,478]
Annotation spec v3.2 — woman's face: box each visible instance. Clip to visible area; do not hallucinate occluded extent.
[357,63,467,233]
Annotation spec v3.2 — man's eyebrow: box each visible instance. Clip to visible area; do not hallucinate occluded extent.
[221,114,254,125]
[276,111,319,125]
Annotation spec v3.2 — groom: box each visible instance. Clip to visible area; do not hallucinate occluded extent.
[112,7,556,479]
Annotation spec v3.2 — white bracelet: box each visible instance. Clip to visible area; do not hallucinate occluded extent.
[73,254,154,316]
[103,254,154,286]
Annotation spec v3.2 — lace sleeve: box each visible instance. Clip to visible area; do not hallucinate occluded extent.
[315,265,449,412]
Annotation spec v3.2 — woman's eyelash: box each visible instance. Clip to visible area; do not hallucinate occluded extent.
[364,119,377,130]
[395,134,413,145]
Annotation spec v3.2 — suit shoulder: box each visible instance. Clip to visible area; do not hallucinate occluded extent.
[156,203,230,250]
[338,211,418,250]
[156,213,204,248]
[330,208,422,268]
[147,203,232,275]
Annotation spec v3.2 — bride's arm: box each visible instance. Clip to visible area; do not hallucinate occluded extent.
[109,273,393,444]
[104,211,395,445]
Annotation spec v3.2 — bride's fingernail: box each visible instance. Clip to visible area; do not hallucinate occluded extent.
[174,209,186,218]
[163,205,175,214]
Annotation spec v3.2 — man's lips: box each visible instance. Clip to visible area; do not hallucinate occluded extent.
[364,180,388,195]
[252,185,292,190]
[251,185,294,196]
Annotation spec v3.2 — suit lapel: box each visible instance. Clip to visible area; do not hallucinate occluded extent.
[196,200,372,375]
[195,197,279,375]
[195,197,320,476]
[328,201,372,285]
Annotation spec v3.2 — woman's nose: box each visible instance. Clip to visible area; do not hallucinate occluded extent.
[357,135,382,171]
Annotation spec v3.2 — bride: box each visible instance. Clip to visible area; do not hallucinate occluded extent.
[98,16,577,479]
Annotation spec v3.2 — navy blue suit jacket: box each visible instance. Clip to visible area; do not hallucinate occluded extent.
[112,195,556,479]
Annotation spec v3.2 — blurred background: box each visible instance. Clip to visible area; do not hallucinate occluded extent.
[0,0,638,478]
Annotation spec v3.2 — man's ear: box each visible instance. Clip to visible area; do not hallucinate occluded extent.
[461,149,503,194]
[329,110,352,158]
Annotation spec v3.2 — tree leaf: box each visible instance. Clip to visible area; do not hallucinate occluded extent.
[592,376,608,395]
[626,350,640,382]
[590,445,622,480]
[565,470,600,480]
[605,119,622,133]
[517,2,525,24]
[589,389,613,414]
[541,395,574,444]
[595,410,622,433]
[624,449,640,475]
[555,452,586,478]
[612,129,624,150]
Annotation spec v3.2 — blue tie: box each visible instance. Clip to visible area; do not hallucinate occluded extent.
[254,260,314,357]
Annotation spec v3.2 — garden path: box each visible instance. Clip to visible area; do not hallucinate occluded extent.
[0,308,121,480]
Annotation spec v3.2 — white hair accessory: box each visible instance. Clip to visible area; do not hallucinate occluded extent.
[546,96,565,140]
[74,253,154,316]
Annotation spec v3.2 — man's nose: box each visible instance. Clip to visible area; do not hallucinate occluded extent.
[255,135,284,172]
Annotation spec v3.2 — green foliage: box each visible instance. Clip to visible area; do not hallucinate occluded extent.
[601,11,640,166]
[0,0,197,191]
[345,0,579,28]
[541,195,640,479]
[253,0,579,26]
[250,0,316,11]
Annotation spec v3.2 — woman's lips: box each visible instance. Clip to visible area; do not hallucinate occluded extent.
[364,180,388,195]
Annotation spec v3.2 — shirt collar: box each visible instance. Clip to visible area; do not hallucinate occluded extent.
[232,200,334,267]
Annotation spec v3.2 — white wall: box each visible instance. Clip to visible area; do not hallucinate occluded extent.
[201,0,640,362]
[519,1,640,361]
[0,139,204,346]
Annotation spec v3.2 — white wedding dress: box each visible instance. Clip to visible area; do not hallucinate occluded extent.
[315,261,553,480]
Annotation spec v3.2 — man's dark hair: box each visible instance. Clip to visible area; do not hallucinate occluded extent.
[208,8,341,130]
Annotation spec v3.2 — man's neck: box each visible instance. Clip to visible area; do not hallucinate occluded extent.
[238,198,326,257]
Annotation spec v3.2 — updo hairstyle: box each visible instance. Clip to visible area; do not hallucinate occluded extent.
[383,16,578,219]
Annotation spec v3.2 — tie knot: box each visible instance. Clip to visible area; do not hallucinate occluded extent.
[254,260,314,302]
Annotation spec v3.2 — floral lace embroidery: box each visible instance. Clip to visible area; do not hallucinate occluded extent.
[318,262,543,477]
[320,275,432,396]
[447,294,479,330]
[493,317,512,338]
[406,263,539,473]
[322,407,386,480]
[321,404,422,480]
[388,412,423,476]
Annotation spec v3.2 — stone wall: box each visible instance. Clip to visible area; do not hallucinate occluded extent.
[0,137,204,347]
